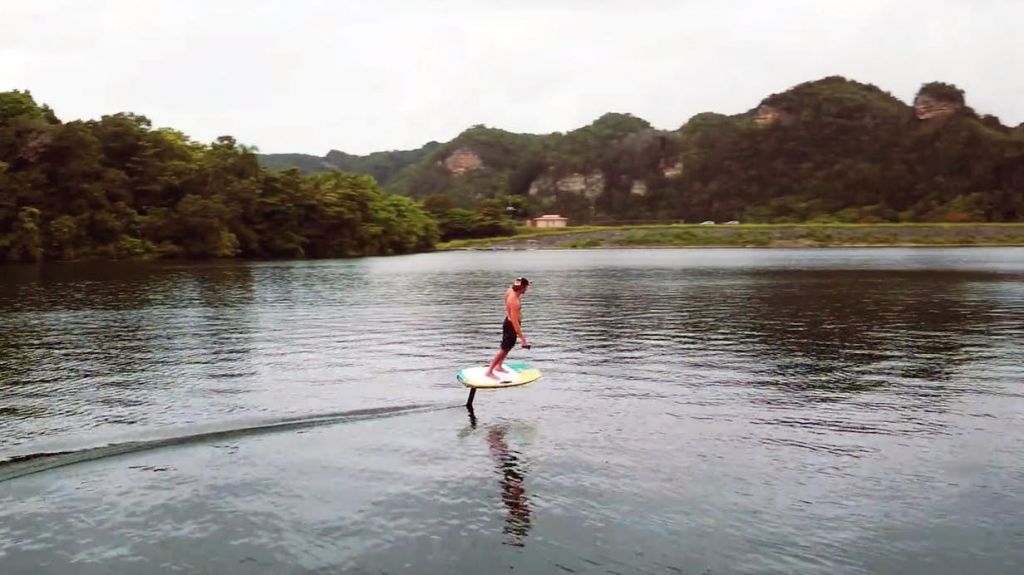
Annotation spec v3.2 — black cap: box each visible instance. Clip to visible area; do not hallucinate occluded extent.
[513,277,530,287]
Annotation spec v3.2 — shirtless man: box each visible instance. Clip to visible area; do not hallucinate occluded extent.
[485,277,530,380]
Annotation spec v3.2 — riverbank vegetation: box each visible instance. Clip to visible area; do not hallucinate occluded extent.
[5,75,1024,263]
[436,223,1024,250]
[0,91,438,263]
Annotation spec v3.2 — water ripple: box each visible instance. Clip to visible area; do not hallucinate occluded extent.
[1,249,1023,573]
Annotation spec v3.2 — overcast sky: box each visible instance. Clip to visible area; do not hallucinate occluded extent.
[3,0,1022,155]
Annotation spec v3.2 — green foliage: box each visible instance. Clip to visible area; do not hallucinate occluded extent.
[0,91,439,262]
[801,227,833,245]
[1,206,43,261]
[655,77,1024,224]
[300,76,1024,227]
[621,228,717,246]
[326,143,442,186]
[448,223,1024,249]
[434,204,517,242]
[0,91,46,124]
[561,237,604,248]
[918,82,966,107]
[548,113,652,171]
[35,74,1021,254]
[259,141,441,187]
[384,125,545,203]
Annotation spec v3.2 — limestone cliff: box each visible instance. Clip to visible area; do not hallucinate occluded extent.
[913,94,961,120]
[442,147,484,174]
[529,170,605,202]
[754,105,781,127]
[914,82,965,121]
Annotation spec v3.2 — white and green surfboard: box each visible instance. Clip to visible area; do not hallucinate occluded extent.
[457,362,542,389]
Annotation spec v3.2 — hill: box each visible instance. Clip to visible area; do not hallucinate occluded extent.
[260,77,1024,225]
[259,141,440,186]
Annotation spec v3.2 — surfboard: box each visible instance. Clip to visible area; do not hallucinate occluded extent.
[457,362,542,389]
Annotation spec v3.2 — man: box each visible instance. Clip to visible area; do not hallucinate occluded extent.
[484,277,530,380]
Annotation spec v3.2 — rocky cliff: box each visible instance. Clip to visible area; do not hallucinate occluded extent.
[528,170,606,206]
[442,147,484,174]
[259,77,1024,225]
[914,94,962,120]
[913,82,966,120]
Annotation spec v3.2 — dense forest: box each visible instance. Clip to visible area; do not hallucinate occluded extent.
[3,77,1023,262]
[264,77,1024,227]
[0,91,438,262]
[260,142,441,188]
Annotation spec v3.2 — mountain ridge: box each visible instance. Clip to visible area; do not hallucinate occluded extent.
[259,76,1023,225]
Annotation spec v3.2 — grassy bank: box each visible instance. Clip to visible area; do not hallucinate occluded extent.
[436,223,1024,250]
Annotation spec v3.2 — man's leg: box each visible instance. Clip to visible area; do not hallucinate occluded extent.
[485,348,509,378]
[487,319,516,377]
[494,356,510,373]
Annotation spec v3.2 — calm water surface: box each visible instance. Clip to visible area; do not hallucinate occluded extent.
[1,248,1023,574]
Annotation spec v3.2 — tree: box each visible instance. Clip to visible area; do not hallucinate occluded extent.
[1,207,43,262]
[0,90,442,262]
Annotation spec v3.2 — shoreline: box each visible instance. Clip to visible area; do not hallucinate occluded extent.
[450,242,1024,251]
[436,223,1024,251]
[4,224,1023,265]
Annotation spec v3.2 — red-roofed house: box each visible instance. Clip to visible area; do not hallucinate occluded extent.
[530,214,569,228]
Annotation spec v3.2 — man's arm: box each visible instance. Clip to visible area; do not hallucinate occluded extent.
[507,298,528,346]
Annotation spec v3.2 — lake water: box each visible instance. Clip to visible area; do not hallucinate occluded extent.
[1,248,1023,574]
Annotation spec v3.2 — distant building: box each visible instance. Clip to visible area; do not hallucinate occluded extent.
[530,214,569,228]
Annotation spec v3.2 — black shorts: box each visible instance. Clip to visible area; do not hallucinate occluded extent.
[501,318,517,351]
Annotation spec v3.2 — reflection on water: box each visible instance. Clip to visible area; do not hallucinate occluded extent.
[487,425,532,547]
[466,408,534,547]
[1,248,1024,574]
